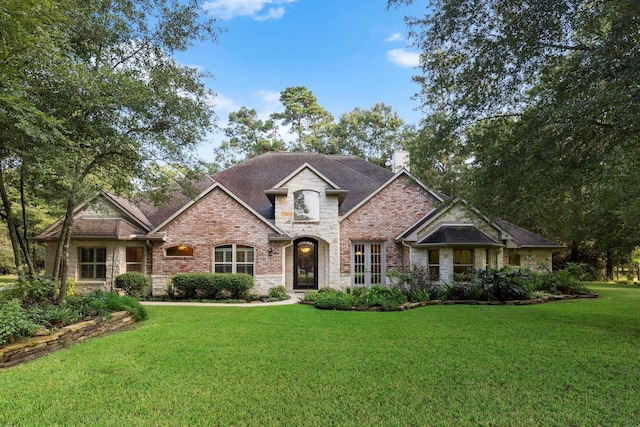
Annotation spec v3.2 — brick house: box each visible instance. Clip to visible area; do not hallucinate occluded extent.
[35,152,562,295]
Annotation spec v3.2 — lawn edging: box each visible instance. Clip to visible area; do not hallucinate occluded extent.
[0,311,136,369]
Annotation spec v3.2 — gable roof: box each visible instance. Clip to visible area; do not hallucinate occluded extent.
[149,181,289,238]
[415,225,501,247]
[340,167,444,222]
[211,152,394,218]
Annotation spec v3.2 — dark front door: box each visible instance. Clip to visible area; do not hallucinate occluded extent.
[294,238,318,290]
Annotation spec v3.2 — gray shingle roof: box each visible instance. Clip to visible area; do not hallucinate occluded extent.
[417,225,501,246]
[495,219,564,248]
[211,152,394,218]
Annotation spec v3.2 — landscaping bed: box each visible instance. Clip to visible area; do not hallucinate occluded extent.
[0,310,136,369]
[301,266,594,311]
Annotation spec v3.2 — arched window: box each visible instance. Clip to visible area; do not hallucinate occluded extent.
[166,245,194,257]
[294,190,320,222]
[214,244,255,276]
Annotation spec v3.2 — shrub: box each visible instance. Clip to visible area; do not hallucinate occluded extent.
[352,285,407,311]
[268,285,288,300]
[314,293,354,310]
[115,272,150,298]
[40,304,80,327]
[0,299,38,346]
[300,290,321,303]
[67,290,148,321]
[66,277,77,297]
[4,277,57,304]
[171,273,253,300]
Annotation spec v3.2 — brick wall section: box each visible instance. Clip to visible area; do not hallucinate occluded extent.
[0,311,135,369]
[340,176,439,276]
[152,187,283,279]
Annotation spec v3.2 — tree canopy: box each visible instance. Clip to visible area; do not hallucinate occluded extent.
[390,0,640,275]
[0,0,221,297]
[213,88,413,169]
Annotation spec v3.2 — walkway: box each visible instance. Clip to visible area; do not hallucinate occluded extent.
[140,293,301,308]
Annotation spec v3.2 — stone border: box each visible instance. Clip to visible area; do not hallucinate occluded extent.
[302,293,599,311]
[0,311,136,369]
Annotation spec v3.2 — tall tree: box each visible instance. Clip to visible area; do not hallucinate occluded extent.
[0,0,69,277]
[391,0,640,272]
[214,107,286,168]
[271,86,334,152]
[0,0,221,298]
[330,103,407,167]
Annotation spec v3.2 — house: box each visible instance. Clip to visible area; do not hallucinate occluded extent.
[35,152,562,295]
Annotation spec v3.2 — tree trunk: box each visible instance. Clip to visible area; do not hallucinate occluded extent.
[569,241,580,264]
[606,250,614,281]
[19,167,36,277]
[0,163,24,276]
[56,195,76,303]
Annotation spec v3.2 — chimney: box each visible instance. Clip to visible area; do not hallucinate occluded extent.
[391,150,410,173]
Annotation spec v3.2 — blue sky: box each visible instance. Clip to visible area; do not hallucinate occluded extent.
[177,0,424,162]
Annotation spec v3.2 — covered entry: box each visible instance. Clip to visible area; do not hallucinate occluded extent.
[293,238,318,290]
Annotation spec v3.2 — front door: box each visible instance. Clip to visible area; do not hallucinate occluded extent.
[294,238,318,290]
[353,242,385,287]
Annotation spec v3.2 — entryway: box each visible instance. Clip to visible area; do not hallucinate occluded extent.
[293,238,318,290]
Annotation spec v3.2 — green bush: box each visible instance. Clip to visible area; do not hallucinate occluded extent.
[41,304,80,327]
[0,299,38,346]
[388,266,445,301]
[352,285,407,311]
[3,277,57,304]
[314,293,354,310]
[268,285,288,300]
[115,272,150,298]
[171,273,253,300]
[67,290,148,321]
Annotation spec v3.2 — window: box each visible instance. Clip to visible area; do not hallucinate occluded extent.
[428,250,440,281]
[294,190,320,222]
[509,253,521,267]
[214,244,255,276]
[453,249,473,274]
[166,245,194,257]
[79,247,107,280]
[126,247,144,273]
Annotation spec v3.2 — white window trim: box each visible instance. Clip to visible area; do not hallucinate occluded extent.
[213,244,255,276]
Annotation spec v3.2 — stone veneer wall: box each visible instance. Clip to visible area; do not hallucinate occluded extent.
[0,311,136,369]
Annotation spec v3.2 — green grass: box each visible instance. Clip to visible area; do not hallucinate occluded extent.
[1,283,639,426]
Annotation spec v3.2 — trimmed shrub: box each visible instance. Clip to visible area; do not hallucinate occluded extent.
[171,273,253,300]
[115,272,150,298]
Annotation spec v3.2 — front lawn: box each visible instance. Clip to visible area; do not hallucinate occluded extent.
[1,283,638,426]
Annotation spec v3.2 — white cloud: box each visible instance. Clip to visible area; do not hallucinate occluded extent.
[386,33,403,42]
[255,6,286,21]
[386,48,420,67]
[253,89,282,119]
[209,92,241,121]
[203,0,296,21]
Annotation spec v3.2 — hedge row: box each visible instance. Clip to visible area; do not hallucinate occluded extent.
[171,273,253,300]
